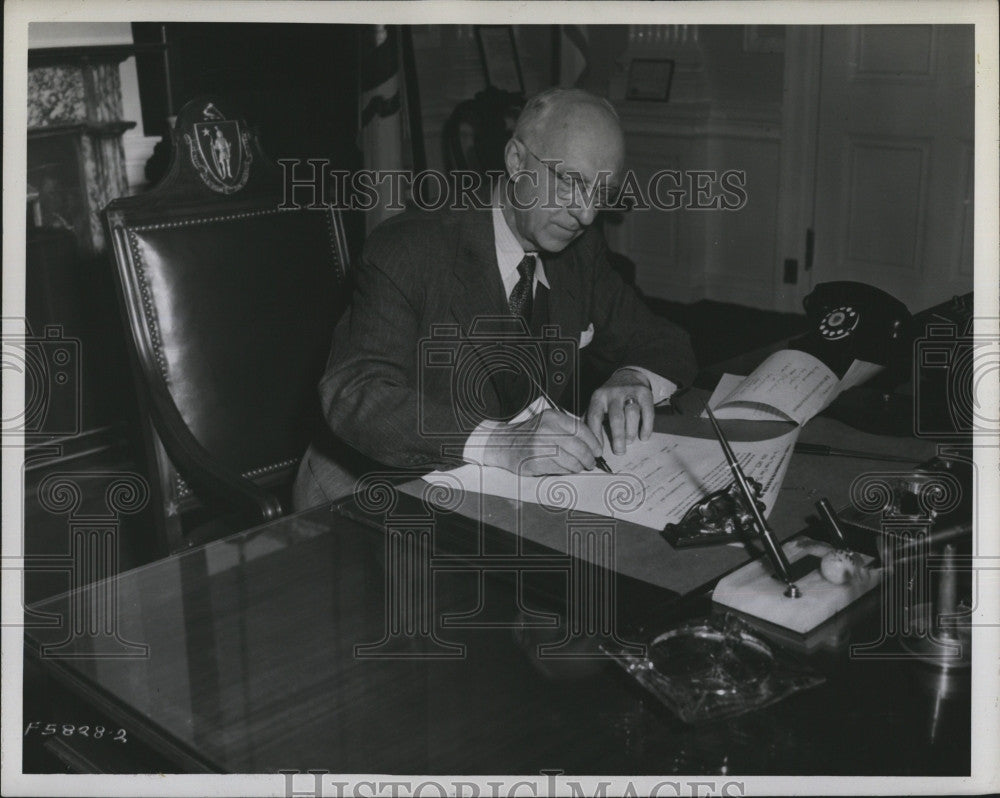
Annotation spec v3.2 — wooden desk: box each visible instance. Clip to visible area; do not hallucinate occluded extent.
[23,402,970,775]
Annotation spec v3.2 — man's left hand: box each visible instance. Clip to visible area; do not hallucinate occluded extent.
[586,369,655,455]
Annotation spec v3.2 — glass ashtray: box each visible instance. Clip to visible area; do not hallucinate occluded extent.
[606,614,824,723]
[647,624,775,696]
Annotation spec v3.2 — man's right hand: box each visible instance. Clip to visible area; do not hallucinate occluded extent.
[480,410,604,476]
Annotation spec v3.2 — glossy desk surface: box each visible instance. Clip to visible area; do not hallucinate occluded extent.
[24,404,968,775]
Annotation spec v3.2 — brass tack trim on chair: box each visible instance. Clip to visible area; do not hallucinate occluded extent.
[173,475,192,499]
[126,229,169,380]
[172,457,300,500]
[131,207,290,232]
[243,458,299,479]
[321,212,346,278]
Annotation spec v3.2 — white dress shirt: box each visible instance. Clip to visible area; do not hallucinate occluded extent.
[461,204,678,464]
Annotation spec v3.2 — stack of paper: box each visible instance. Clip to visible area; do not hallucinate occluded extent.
[422,426,799,532]
[704,349,882,425]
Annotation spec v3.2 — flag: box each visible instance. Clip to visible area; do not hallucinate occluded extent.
[359,25,405,232]
[560,25,590,87]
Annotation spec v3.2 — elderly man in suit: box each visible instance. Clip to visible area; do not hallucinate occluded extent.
[294,87,696,508]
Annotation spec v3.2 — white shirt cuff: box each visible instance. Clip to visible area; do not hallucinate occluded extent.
[462,396,551,465]
[462,419,507,465]
[614,366,678,405]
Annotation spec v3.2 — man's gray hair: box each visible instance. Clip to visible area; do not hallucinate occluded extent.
[513,87,620,145]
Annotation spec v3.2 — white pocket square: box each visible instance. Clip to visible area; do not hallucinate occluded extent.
[579,323,595,349]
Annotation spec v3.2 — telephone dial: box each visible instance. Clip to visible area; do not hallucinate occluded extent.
[790,281,916,435]
[791,281,913,375]
[817,304,860,340]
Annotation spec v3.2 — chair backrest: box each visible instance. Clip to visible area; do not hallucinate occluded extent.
[442,87,523,173]
[104,97,349,552]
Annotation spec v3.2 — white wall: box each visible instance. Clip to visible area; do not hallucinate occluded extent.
[602,26,785,308]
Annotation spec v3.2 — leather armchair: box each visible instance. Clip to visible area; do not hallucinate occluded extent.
[442,86,523,174]
[104,97,350,553]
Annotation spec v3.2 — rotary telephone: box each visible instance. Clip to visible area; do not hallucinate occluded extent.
[789,281,915,435]
[791,281,912,375]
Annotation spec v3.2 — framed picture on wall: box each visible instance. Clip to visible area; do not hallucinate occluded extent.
[626,58,675,102]
[475,25,525,94]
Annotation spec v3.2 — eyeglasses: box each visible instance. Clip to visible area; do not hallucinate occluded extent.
[517,139,622,210]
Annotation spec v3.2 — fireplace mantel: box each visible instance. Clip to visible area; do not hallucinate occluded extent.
[27,44,162,253]
[28,43,165,68]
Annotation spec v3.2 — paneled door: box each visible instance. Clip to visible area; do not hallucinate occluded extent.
[810,25,974,313]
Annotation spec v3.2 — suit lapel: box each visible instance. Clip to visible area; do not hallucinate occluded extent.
[450,208,508,330]
[543,248,581,342]
[542,248,586,405]
[448,209,509,418]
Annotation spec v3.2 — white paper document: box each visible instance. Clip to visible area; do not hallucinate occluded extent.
[422,427,800,532]
[704,349,883,426]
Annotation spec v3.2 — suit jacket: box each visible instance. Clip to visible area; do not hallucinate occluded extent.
[294,206,697,508]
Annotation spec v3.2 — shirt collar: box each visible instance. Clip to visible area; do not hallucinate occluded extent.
[491,201,550,289]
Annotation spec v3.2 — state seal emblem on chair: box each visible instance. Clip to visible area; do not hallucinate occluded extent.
[182,101,253,193]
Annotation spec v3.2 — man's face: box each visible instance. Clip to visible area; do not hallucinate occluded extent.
[505,108,625,253]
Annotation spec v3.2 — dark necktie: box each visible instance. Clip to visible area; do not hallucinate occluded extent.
[507,255,535,321]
